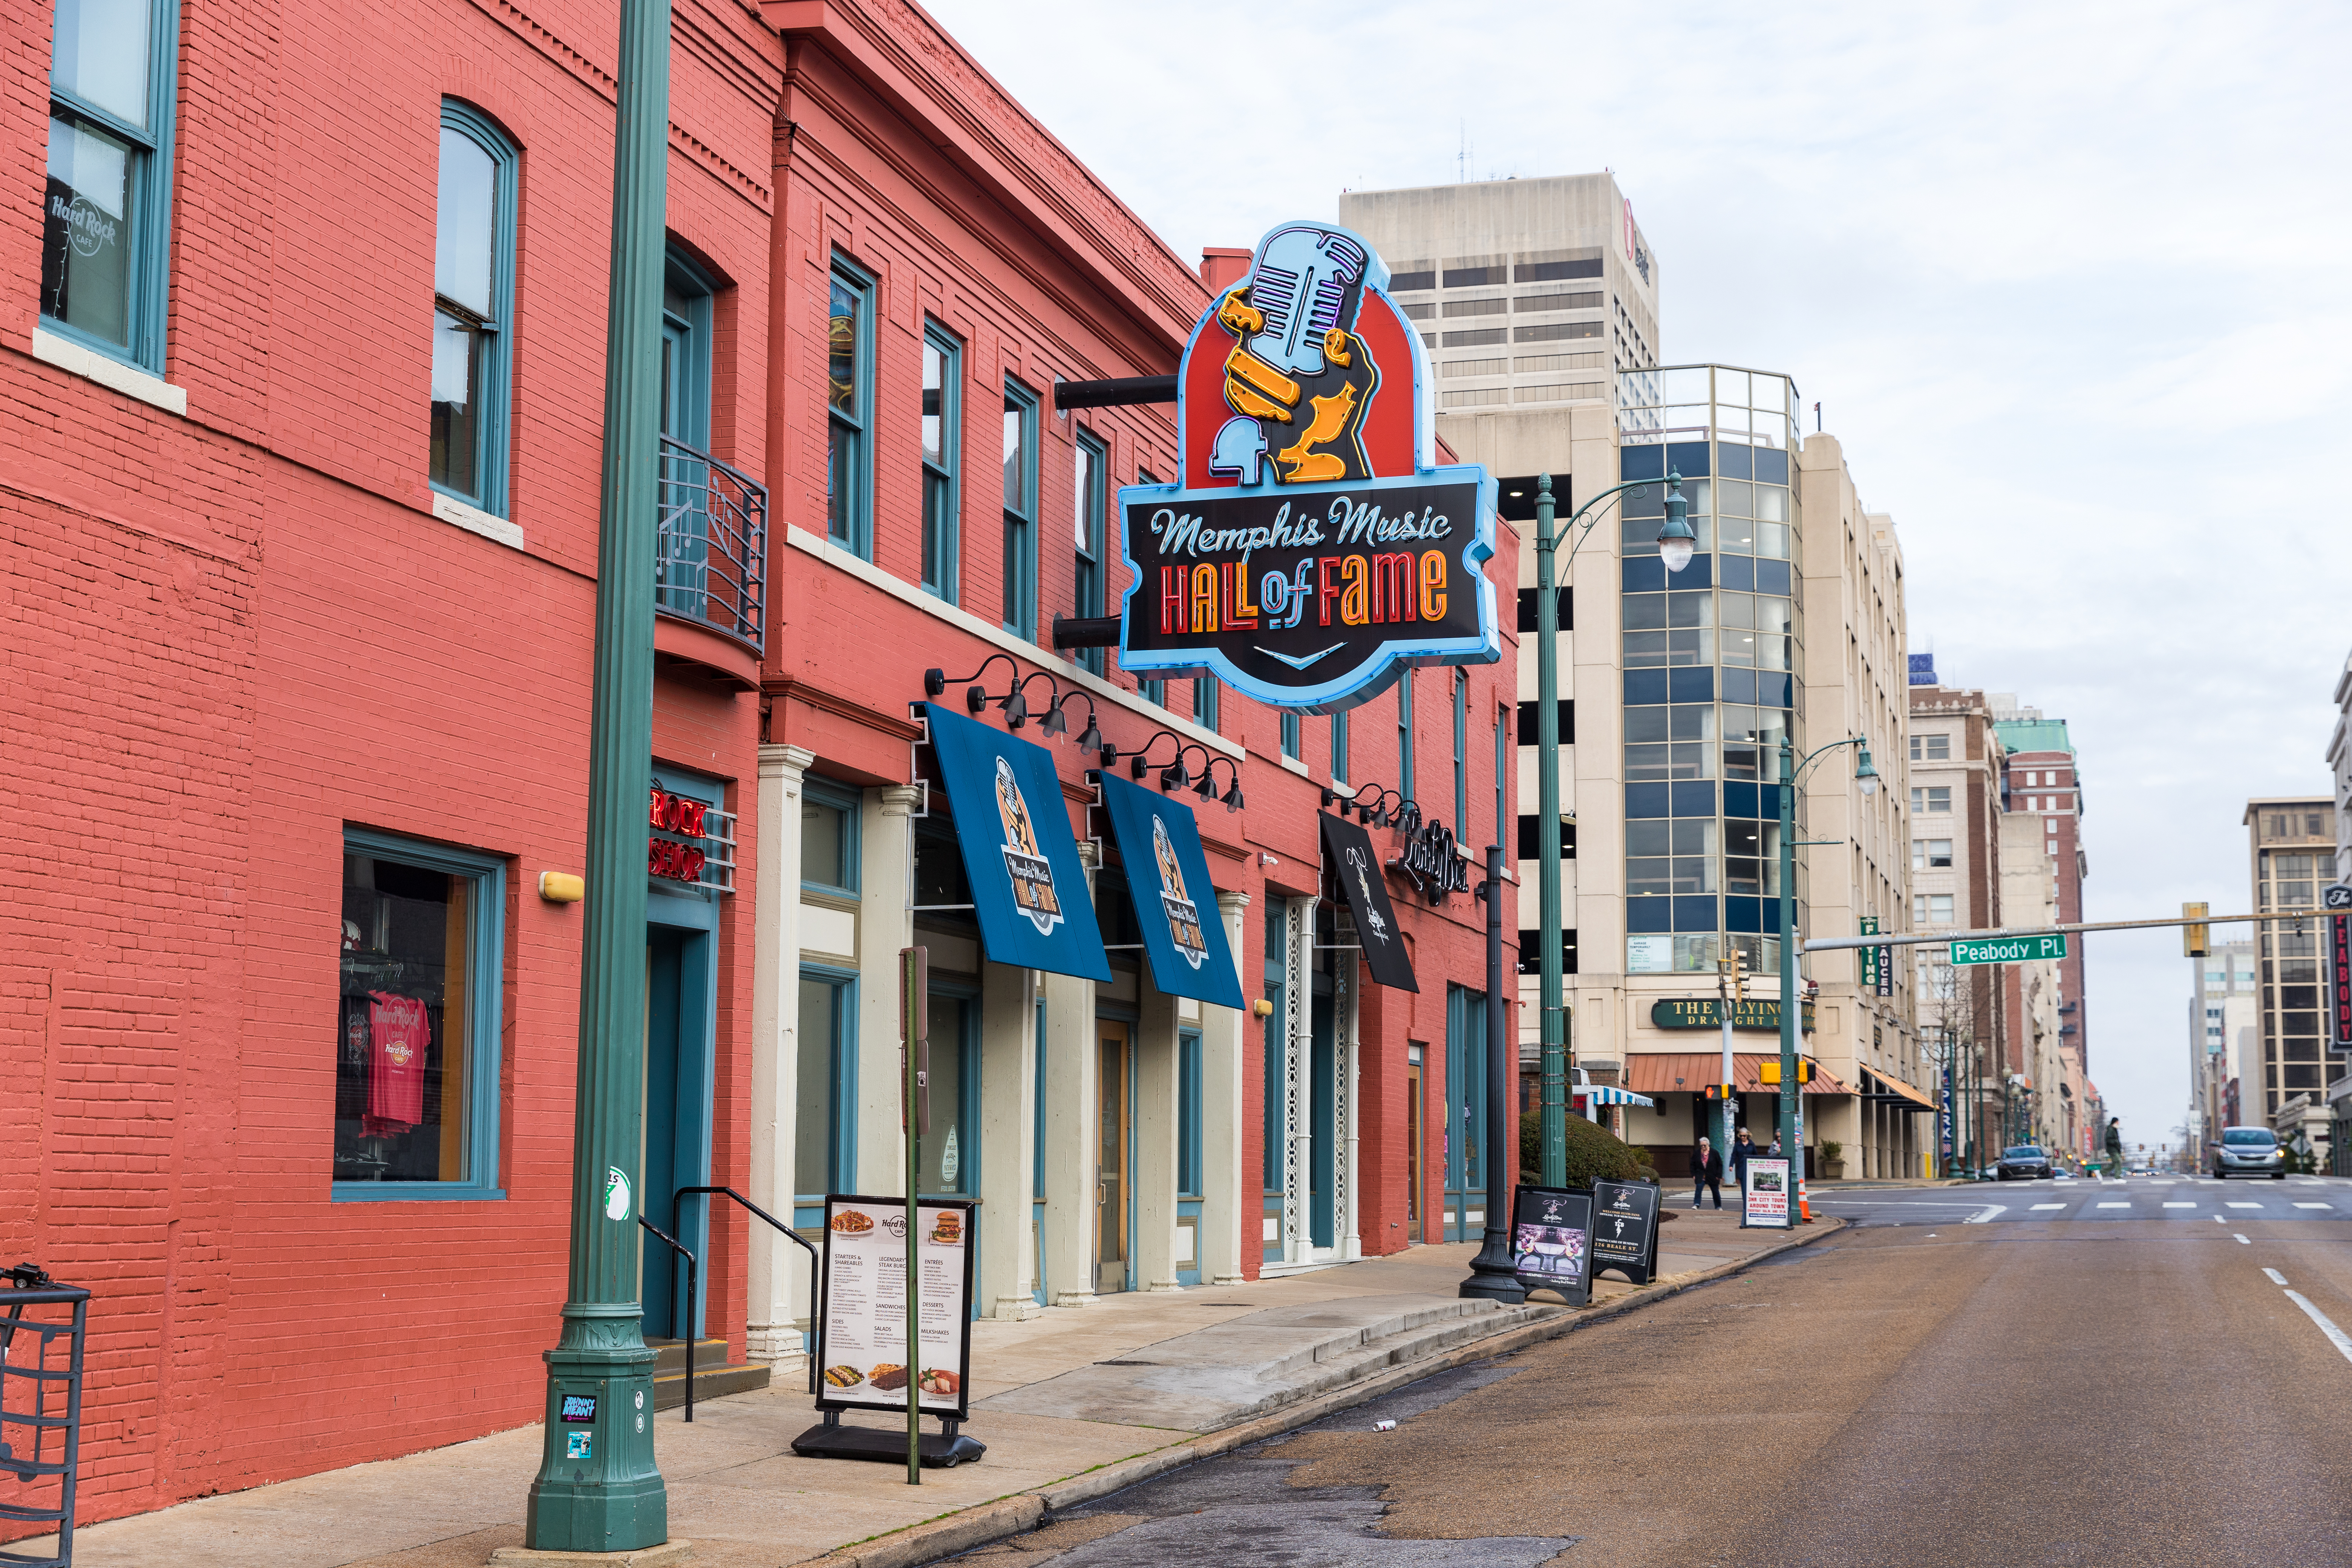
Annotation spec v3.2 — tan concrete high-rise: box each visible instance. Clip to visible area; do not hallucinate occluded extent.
[1338,173,1661,418]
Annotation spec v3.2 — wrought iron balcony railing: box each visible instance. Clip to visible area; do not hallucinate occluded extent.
[657,435,767,656]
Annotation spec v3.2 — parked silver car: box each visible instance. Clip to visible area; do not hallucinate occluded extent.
[2212,1126,2285,1179]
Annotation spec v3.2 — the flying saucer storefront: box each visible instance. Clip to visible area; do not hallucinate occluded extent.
[883,704,1248,1320]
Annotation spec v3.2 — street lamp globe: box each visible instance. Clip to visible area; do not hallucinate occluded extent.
[1855,741,1879,797]
[1656,470,1697,573]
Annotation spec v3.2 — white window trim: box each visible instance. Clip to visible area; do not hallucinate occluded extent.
[432,490,527,551]
[786,525,1240,760]
[32,327,187,416]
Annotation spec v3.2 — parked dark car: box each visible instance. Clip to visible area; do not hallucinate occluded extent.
[2212,1126,2285,1179]
[1996,1144,2053,1180]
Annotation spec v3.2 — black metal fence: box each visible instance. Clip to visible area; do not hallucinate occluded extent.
[2,1264,87,1568]
[657,435,768,655]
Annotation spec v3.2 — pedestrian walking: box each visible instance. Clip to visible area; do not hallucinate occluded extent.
[1691,1137,1724,1209]
[1729,1127,1756,1194]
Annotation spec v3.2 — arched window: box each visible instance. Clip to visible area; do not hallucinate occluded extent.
[430,103,517,514]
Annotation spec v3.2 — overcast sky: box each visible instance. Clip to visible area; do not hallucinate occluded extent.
[928,0,2352,1152]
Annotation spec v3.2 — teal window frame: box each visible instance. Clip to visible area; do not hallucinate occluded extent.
[1398,672,1415,804]
[332,827,507,1204]
[427,101,518,516]
[919,978,982,1202]
[800,777,861,898]
[1001,378,1039,640]
[793,962,859,1223]
[40,0,181,375]
[1453,671,1468,831]
[921,321,962,601]
[1282,711,1301,762]
[827,254,876,558]
[1193,676,1219,733]
[660,245,714,447]
[1494,704,1507,850]
[1331,710,1349,782]
[1073,427,1108,673]
[1178,1028,1204,1196]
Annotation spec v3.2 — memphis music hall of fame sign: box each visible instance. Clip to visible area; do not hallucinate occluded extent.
[1115,220,1501,713]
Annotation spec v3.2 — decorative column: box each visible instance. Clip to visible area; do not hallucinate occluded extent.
[523,0,671,1544]
[1337,949,1360,1262]
[1040,841,1100,1308]
[1134,974,1182,1291]
[1281,894,1314,1266]
[977,961,1040,1318]
[747,744,815,1363]
[856,787,921,1193]
[1200,891,1250,1287]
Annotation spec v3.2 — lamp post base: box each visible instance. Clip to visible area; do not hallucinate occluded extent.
[1459,1225,1526,1303]
[525,1306,669,1553]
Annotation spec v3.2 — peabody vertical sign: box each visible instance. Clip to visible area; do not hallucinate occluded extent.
[1117,220,1499,713]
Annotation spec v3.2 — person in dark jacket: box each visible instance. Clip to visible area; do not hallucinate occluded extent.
[1729,1129,1757,1194]
[1691,1137,1724,1208]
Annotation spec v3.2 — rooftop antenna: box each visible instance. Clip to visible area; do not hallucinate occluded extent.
[1458,121,1466,184]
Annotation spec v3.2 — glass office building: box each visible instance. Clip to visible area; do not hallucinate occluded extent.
[1615,365,1804,979]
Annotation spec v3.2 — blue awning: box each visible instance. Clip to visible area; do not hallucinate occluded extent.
[922,703,1111,983]
[1574,1085,1655,1107]
[1095,774,1245,1010]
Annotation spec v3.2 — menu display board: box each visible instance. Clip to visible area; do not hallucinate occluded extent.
[1509,1185,1593,1305]
[1743,1159,1792,1229]
[1589,1179,1660,1285]
[814,1195,977,1421]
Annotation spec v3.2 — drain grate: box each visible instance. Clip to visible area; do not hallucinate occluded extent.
[1095,1359,1159,1366]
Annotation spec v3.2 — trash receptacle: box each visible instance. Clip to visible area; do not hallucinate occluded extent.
[2,1263,89,1568]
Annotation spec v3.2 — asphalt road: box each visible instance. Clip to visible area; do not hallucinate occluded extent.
[957,1174,2352,1567]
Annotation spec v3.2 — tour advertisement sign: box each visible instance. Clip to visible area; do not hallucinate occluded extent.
[1116,220,1499,713]
[1742,1158,1792,1230]
[814,1196,977,1421]
[1589,1178,1660,1286]
[1510,1185,1593,1305]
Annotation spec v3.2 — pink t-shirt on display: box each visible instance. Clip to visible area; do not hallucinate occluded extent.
[364,991,430,1137]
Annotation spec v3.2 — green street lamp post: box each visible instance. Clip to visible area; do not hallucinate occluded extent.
[1772,733,1876,1171]
[1527,472,1693,1187]
[524,0,673,1548]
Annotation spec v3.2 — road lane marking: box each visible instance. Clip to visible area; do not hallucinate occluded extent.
[2096,1202,2131,1209]
[2294,1202,2332,1210]
[1966,1205,2006,1224]
[2264,1268,2289,1285]
[2284,1291,2352,1366]
[2228,1202,2263,1210]
[2213,1216,2225,1223]
[2164,1202,2196,1208]
[2030,1203,2066,1210]
[2236,1234,2251,1244]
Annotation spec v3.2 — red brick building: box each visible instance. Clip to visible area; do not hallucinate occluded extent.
[4,0,1518,1531]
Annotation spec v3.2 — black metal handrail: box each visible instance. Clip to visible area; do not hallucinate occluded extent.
[657,435,767,656]
[637,1217,700,1424]
[675,1185,821,1395]
[3,1263,88,1568]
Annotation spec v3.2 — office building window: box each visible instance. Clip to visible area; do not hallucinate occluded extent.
[1911,838,1952,870]
[1912,893,1954,925]
[1514,258,1602,282]
[1911,786,1951,813]
[41,0,179,372]
[1909,733,1949,762]
[1442,265,1505,287]
[1516,322,1603,343]
[827,259,876,555]
[920,325,960,600]
[1390,270,1436,292]
[1513,291,1602,312]
[1073,429,1107,672]
[335,830,507,1199]
[1001,380,1038,639]
[1440,328,1508,349]
[429,104,518,514]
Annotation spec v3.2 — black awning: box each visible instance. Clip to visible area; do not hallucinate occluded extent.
[1321,812,1416,992]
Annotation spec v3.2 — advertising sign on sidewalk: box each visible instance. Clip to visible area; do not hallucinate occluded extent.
[1743,1159,1792,1228]
[1510,1185,1594,1305]
[1589,1179,1660,1286]
[813,1195,978,1421]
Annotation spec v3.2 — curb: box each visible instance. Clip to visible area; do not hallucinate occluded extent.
[802,1217,1847,1567]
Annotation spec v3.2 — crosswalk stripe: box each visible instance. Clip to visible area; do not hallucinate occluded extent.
[2163,1202,2196,1208]
[2096,1202,2130,1209]
[2227,1202,2262,1210]
[2293,1202,2332,1210]
[2030,1203,2066,1210]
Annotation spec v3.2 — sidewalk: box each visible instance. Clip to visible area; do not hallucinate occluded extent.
[32,1214,1833,1568]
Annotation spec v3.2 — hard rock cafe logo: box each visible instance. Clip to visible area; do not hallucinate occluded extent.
[1208,224,1380,488]
[1343,845,1389,945]
[1150,815,1207,970]
[994,757,1063,936]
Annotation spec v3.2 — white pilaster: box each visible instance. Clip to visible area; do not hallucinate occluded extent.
[978,961,1041,1318]
[1201,891,1250,1287]
[1040,843,1100,1308]
[747,744,815,1364]
[1135,973,1182,1292]
[856,786,921,1194]
[1282,894,1314,1265]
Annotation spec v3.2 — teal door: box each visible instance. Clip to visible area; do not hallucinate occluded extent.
[642,920,715,1340]
[1443,986,1487,1242]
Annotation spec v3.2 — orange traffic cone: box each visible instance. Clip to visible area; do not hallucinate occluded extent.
[1799,1173,1813,1222]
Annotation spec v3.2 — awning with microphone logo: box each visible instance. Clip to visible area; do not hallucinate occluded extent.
[921,703,1112,983]
[1094,773,1245,1010]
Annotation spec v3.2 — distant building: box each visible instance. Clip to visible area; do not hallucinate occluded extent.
[2192,940,2259,1149]
[2242,799,2334,1152]
[1989,697,2089,1098]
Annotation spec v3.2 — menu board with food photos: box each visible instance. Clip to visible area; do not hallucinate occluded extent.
[814,1194,977,1421]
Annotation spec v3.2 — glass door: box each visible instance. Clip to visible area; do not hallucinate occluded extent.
[1406,1045,1425,1244]
[1096,1021,1130,1293]
[657,264,712,622]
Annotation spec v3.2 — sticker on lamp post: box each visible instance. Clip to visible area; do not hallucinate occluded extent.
[603,1166,632,1221]
[1115,219,1499,714]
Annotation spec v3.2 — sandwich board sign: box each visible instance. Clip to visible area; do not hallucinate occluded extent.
[1742,1158,1792,1229]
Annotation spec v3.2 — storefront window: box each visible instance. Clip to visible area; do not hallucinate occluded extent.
[334,830,505,1198]
[919,994,974,1196]
[796,973,854,1211]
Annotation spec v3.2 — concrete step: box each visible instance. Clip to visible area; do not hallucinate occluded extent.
[976,1292,1564,1433]
[646,1338,771,1412]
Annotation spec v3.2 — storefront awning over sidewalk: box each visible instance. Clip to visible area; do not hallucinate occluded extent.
[1625,1052,1852,1097]
[1865,1070,1938,1112]
[1575,1085,1656,1107]
[1095,773,1244,1009]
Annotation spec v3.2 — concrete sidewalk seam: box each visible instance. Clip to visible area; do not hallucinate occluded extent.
[801,1218,1846,1568]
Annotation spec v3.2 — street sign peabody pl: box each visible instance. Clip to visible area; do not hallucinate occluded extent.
[1949,933,2067,966]
[1116,220,1499,713]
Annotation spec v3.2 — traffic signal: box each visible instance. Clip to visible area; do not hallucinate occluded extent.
[2182,901,2209,959]
[1758,1059,1814,1085]
[1704,1082,1738,1099]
